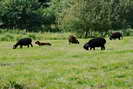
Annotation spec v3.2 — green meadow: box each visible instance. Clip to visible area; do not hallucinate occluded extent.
[0,37,133,89]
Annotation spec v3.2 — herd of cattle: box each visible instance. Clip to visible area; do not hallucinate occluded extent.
[13,32,123,50]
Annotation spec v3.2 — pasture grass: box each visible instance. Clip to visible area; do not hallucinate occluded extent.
[0,37,133,89]
[0,29,72,41]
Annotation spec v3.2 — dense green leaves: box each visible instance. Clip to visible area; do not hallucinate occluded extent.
[57,0,133,37]
[0,0,42,30]
[0,0,55,31]
[0,0,133,36]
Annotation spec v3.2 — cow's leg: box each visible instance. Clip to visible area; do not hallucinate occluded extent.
[101,45,105,50]
[90,47,93,50]
[93,47,95,50]
[30,43,33,47]
[27,45,29,48]
[20,45,23,48]
[118,37,121,40]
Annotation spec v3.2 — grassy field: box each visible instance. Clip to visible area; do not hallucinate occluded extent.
[0,37,133,89]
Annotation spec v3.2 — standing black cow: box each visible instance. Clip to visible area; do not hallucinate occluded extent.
[83,37,106,50]
[109,32,123,40]
[13,38,33,49]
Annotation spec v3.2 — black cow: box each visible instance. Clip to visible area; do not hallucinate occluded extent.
[109,32,123,40]
[68,35,79,44]
[83,37,106,50]
[0,24,7,29]
[13,38,33,49]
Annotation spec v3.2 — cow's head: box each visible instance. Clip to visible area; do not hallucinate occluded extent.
[83,43,90,50]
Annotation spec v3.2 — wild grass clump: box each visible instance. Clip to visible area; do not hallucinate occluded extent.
[0,33,15,41]
[27,33,38,40]
[0,81,25,89]
[123,28,133,36]
[0,29,27,34]
[41,32,71,40]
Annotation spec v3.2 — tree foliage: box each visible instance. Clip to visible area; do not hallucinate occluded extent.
[0,0,133,36]
[58,0,133,37]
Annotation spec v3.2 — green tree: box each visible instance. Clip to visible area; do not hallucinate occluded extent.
[58,0,133,37]
[0,0,44,31]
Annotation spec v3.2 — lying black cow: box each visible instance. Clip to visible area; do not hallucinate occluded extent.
[13,38,33,49]
[83,37,106,50]
[68,35,79,44]
[35,41,52,46]
[109,32,123,40]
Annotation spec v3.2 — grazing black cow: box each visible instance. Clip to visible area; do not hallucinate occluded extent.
[0,24,7,29]
[35,41,51,46]
[13,38,33,49]
[68,35,79,44]
[109,32,123,40]
[83,37,106,50]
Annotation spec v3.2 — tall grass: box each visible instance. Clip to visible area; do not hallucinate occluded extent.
[0,29,72,41]
[0,29,133,41]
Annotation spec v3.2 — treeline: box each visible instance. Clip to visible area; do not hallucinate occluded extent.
[0,0,133,37]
